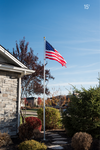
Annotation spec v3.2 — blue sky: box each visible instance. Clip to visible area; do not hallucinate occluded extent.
[0,0,100,97]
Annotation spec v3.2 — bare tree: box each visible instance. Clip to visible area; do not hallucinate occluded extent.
[13,37,54,98]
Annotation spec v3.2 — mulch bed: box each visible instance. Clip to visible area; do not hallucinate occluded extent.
[0,129,100,150]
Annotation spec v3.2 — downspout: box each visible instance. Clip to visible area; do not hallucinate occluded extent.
[17,77,21,133]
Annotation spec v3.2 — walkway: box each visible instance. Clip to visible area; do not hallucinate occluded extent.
[40,130,72,150]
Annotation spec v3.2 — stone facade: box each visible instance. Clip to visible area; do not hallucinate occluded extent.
[0,71,20,136]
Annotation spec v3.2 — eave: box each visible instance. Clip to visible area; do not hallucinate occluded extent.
[0,45,27,69]
[0,64,35,77]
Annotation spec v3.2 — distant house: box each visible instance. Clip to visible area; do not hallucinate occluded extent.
[0,45,35,136]
[26,97,38,107]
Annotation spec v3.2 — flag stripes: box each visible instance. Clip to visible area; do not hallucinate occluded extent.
[45,41,67,67]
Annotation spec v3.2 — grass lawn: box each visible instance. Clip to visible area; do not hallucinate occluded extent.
[20,116,23,124]
[20,108,39,124]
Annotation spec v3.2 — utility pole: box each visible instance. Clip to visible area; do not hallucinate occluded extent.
[97,72,100,88]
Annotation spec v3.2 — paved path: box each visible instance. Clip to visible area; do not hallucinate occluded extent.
[47,132,67,149]
[40,130,71,150]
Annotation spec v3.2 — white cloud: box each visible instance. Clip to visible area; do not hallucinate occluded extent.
[61,69,100,75]
[47,65,77,71]
[66,47,100,56]
[79,62,100,68]
[84,4,90,10]
[47,81,99,96]
[48,81,98,87]
[47,66,65,71]
[67,65,77,69]
[54,38,100,46]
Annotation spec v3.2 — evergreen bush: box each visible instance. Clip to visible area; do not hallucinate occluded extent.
[62,87,100,138]
[37,107,62,129]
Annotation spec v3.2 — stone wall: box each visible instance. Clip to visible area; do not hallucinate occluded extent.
[0,71,20,136]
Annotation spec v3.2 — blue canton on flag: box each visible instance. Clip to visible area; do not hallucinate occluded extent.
[45,41,67,67]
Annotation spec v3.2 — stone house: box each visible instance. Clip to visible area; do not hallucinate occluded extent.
[0,45,35,136]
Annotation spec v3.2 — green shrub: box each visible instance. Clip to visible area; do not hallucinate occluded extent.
[37,107,62,129]
[18,139,47,150]
[19,123,34,141]
[62,87,100,138]
[71,132,93,150]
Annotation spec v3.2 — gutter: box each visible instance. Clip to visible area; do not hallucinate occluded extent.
[0,64,35,75]
[17,77,21,133]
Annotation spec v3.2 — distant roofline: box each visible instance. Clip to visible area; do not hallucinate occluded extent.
[26,97,37,100]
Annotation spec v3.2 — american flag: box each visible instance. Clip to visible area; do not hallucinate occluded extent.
[45,41,67,67]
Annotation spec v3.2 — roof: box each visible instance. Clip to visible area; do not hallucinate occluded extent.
[0,45,35,76]
[26,97,37,100]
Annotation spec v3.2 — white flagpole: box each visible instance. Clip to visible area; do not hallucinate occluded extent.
[43,37,46,140]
